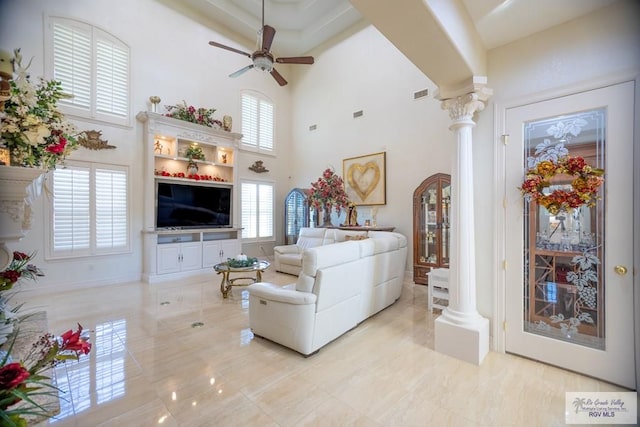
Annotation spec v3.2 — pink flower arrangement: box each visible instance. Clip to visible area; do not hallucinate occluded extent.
[308,168,350,214]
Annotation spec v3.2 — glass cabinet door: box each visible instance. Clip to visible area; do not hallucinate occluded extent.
[413,173,451,285]
[284,188,310,245]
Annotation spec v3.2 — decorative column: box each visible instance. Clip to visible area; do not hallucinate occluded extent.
[434,85,491,365]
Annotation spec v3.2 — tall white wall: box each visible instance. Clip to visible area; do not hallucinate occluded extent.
[289,24,454,260]
[0,0,292,291]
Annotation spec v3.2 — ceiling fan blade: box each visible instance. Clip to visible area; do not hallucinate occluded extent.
[262,25,276,52]
[229,64,254,78]
[270,68,288,86]
[276,56,315,65]
[208,41,252,58]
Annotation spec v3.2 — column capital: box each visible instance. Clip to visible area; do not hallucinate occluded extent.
[440,92,488,125]
[435,76,493,126]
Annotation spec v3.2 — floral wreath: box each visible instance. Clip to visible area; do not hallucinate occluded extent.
[520,156,604,215]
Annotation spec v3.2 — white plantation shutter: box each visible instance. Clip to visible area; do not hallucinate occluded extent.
[51,162,129,258]
[241,181,274,240]
[48,17,130,126]
[258,184,273,237]
[53,167,91,252]
[95,168,128,250]
[259,100,274,151]
[241,95,258,148]
[53,21,91,110]
[241,92,274,152]
[96,38,129,118]
[241,183,257,239]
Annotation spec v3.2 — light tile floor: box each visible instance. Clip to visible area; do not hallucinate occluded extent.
[15,268,630,426]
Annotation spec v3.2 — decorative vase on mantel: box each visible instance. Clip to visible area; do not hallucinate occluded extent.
[321,206,333,228]
[0,165,47,270]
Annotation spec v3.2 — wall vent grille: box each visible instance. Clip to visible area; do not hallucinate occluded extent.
[414,88,429,99]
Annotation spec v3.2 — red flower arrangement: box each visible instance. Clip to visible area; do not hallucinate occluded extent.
[308,168,350,214]
[0,252,92,426]
[520,156,604,215]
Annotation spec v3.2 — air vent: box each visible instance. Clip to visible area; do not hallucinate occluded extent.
[413,88,429,100]
[353,110,363,118]
[309,124,317,131]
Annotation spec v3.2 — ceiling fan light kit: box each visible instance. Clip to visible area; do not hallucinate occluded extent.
[208,0,314,86]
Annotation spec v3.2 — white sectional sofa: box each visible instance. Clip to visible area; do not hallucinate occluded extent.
[248,231,407,356]
[273,227,368,275]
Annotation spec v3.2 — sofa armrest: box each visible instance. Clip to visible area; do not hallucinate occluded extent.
[248,282,317,305]
[274,244,302,255]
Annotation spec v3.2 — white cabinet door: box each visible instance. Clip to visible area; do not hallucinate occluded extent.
[180,242,202,271]
[202,241,222,268]
[219,240,241,261]
[157,244,181,274]
[202,239,241,267]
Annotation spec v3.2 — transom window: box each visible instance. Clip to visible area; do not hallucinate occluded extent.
[46,16,131,126]
[240,91,274,153]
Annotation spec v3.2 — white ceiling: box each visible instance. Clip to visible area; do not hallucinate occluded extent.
[162,0,618,57]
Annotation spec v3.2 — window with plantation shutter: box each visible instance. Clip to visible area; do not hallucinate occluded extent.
[50,162,129,258]
[47,16,130,126]
[95,168,128,249]
[240,91,274,153]
[53,166,91,253]
[240,180,274,240]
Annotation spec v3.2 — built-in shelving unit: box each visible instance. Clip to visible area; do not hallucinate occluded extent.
[137,111,244,283]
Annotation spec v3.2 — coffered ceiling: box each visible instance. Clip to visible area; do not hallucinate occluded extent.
[159,0,617,57]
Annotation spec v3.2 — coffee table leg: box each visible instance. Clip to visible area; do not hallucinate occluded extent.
[219,271,231,298]
[256,269,263,282]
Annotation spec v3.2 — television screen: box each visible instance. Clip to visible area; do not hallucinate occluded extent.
[156,181,232,229]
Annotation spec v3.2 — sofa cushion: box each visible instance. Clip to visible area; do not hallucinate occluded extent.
[303,241,361,275]
[368,231,408,248]
[370,236,399,254]
[297,228,328,249]
[278,253,303,267]
[331,229,368,242]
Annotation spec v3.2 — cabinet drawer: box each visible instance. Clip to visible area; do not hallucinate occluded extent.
[414,266,430,285]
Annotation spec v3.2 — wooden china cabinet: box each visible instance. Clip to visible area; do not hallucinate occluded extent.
[413,173,451,285]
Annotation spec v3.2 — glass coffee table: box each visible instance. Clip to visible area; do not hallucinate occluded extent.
[213,260,270,298]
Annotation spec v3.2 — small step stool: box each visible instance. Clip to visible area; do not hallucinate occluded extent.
[427,268,449,313]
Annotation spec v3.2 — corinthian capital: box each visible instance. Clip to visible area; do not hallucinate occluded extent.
[440,93,487,124]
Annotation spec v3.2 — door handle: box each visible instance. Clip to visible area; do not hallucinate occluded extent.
[614,265,627,276]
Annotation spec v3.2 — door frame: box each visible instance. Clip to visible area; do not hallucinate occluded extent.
[493,73,640,388]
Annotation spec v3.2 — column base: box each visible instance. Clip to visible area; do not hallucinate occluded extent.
[434,314,490,365]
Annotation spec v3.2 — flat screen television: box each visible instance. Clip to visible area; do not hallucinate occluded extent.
[156,181,232,229]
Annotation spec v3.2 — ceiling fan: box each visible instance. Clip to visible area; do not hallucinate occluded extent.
[208,0,314,86]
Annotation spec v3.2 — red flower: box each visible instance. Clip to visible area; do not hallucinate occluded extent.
[0,363,30,390]
[45,138,67,154]
[0,270,20,283]
[60,324,92,355]
[565,156,587,174]
[12,252,29,261]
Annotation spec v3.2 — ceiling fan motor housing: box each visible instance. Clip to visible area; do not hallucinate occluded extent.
[252,51,274,72]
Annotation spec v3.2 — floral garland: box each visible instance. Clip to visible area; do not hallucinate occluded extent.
[520,156,604,215]
[164,101,222,128]
[0,49,80,169]
[308,168,350,214]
